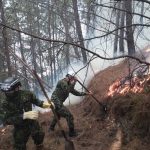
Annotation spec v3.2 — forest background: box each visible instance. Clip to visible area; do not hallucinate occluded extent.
[0,0,150,121]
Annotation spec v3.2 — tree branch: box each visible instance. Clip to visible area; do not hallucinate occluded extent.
[0,23,150,66]
[93,2,150,20]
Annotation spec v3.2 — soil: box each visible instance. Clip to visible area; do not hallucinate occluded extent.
[0,60,150,150]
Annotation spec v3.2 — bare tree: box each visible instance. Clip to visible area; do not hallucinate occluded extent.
[48,0,54,86]
[0,0,12,76]
[113,2,121,56]
[55,0,70,66]
[125,0,135,55]
[119,1,125,54]
[72,0,87,64]
[13,0,29,89]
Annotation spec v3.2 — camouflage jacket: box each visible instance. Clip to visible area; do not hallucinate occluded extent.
[2,90,43,127]
[51,78,87,108]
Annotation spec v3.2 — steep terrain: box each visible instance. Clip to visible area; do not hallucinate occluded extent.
[1,60,150,150]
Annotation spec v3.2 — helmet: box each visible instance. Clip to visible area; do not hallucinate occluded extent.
[66,71,75,78]
[1,77,21,92]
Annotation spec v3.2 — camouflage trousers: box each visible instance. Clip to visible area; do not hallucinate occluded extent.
[50,105,74,130]
[13,120,45,150]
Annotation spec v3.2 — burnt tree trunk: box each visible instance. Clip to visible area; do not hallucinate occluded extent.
[13,2,29,89]
[0,0,12,76]
[125,0,135,55]
[119,1,125,54]
[113,2,121,56]
[72,0,87,64]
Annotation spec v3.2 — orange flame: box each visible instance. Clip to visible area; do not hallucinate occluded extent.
[107,75,149,97]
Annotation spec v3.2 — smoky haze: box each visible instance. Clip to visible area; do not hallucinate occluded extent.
[35,57,122,113]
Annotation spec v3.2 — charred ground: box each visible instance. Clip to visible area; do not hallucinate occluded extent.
[0,60,150,150]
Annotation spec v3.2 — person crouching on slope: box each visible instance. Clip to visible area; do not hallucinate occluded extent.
[1,77,54,150]
[49,73,92,137]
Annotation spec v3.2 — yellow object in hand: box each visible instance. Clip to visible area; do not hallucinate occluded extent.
[23,111,39,120]
[42,101,55,109]
[42,101,51,108]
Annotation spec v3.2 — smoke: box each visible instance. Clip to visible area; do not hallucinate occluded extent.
[35,50,123,113]
[64,56,122,105]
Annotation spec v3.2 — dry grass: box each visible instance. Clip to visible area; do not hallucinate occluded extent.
[1,60,150,150]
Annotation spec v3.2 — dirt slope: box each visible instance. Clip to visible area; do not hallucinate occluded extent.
[1,60,150,150]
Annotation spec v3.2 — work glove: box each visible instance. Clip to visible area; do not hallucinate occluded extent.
[42,101,55,109]
[23,110,39,120]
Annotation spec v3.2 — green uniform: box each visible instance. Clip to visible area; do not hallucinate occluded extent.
[50,78,87,131]
[2,90,45,150]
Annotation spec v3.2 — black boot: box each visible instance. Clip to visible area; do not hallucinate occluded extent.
[69,128,77,137]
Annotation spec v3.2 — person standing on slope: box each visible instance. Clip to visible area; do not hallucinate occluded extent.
[49,73,92,137]
[1,77,54,150]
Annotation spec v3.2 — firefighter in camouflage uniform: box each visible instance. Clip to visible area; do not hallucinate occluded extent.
[49,73,91,137]
[1,77,53,150]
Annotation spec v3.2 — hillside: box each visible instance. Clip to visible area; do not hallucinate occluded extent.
[0,60,150,150]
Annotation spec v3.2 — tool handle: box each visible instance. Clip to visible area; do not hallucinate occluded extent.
[33,70,68,140]
[77,79,106,111]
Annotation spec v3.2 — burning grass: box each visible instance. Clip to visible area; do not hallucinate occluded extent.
[107,85,150,146]
[1,59,150,150]
[103,61,150,148]
[107,74,150,97]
